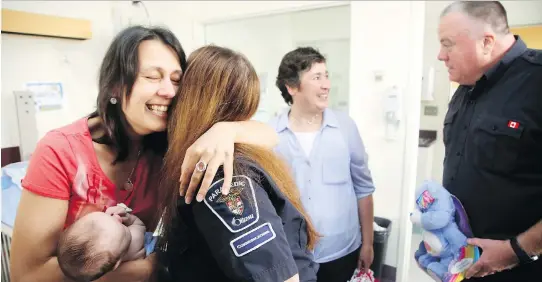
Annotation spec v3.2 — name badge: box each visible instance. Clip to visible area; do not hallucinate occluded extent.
[230,222,276,257]
[204,175,260,233]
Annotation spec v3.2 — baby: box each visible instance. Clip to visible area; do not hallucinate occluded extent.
[57,204,156,281]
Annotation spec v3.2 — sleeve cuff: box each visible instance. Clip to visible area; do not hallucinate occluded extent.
[249,259,298,282]
[355,186,375,199]
[22,181,70,200]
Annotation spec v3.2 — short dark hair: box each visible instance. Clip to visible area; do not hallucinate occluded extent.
[441,1,509,35]
[90,25,187,163]
[58,226,119,281]
[275,47,326,105]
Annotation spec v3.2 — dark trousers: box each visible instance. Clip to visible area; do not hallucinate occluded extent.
[463,259,541,282]
[316,247,360,282]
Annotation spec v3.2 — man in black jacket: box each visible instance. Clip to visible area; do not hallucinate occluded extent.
[434,1,541,281]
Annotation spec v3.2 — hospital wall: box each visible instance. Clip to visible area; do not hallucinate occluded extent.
[203,5,351,122]
[1,1,117,148]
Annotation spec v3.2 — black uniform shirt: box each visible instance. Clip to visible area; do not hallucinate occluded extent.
[443,36,542,280]
[166,159,318,282]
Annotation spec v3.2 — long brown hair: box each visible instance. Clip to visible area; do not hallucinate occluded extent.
[157,45,318,250]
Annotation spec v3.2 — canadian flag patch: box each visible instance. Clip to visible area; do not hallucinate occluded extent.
[508,120,520,129]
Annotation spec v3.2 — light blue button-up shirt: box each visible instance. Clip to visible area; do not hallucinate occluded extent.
[269,108,376,263]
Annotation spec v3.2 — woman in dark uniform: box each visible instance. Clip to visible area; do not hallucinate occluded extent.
[156,45,319,282]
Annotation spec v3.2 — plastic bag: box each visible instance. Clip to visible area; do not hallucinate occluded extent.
[348,268,375,282]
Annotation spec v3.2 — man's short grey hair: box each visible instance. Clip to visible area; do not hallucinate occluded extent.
[441,1,510,35]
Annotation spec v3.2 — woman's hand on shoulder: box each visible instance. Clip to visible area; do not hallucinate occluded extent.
[178,120,278,204]
[178,122,235,204]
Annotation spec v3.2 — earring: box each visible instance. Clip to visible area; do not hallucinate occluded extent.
[110,97,118,104]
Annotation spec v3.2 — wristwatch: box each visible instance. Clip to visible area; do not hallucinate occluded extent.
[510,236,539,265]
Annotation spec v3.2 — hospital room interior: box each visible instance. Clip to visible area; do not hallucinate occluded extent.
[1,1,541,282]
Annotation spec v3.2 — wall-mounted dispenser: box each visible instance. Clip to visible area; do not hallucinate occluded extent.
[422,66,435,101]
[383,85,401,141]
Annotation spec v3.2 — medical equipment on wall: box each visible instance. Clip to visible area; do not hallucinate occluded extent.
[383,85,402,141]
[14,91,39,161]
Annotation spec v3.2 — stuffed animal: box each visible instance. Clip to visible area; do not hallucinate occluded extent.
[410,180,480,282]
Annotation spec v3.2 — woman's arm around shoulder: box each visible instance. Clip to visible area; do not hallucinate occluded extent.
[230,120,278,149]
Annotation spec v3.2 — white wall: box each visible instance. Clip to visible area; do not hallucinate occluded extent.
[420,0,542,184]
[189,1,346,24]
[204,5,350,121]
[1,1,116,148]
[135,1,347,55]
[204,12,296,122]
[350,2,425,274]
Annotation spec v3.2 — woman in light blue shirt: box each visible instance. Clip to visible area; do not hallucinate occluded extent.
[269,47,376,282]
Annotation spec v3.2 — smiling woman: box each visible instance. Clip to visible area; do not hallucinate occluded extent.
[90,28,186,162]
[8,25,279,282]
[119,40,182,136]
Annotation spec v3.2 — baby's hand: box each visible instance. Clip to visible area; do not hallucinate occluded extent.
[116,203,133,213]
[105,204,142,227]
[105,205,128,217]
[105,205,130,224]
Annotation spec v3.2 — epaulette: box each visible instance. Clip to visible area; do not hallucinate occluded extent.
[522,49,542,66]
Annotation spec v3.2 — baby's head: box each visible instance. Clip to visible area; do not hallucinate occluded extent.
[58,211,131,281]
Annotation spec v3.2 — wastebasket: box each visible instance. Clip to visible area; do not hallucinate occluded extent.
[370,217,392,281]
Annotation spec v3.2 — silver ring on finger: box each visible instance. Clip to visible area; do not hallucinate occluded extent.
[195,160,207,172]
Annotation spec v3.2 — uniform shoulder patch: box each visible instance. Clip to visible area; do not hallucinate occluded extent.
[230,222,276,257]
[204,175,260,233]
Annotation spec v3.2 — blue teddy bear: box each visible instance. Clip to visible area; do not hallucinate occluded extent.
[410,180,470,281]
